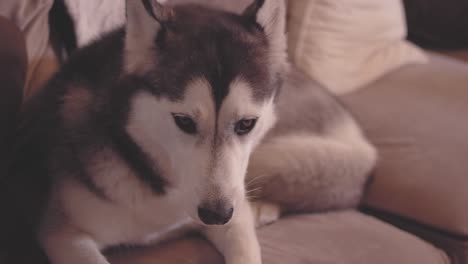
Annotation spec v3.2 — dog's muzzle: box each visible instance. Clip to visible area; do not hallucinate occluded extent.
[197,201,234,225]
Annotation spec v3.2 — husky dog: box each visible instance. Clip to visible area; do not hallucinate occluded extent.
[2,0,376,263]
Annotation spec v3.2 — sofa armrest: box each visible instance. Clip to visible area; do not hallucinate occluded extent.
[0,16,27,172]
[341,52,468,238]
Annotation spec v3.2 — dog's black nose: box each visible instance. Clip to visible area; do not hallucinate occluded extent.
[197,204,234,225]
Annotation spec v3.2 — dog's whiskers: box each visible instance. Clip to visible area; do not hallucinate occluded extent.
[246,194,261,201]
[245,174,268,188]
[246,187,263,193]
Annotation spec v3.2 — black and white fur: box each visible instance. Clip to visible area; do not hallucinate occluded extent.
[1,0,376,264]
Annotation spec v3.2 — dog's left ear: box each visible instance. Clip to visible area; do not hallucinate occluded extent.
[242,0,265,22]
[243,0,288,73]
[124,0,172,74]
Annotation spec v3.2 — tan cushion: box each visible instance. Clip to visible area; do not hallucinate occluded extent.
[63,0,125,47]
[169,0,253,13]
[342,53,468,237]
[0,0,56,97]
[287,0,427,95]
[107,211,448,264]
[65,0,255,48]
[369,209,468,263]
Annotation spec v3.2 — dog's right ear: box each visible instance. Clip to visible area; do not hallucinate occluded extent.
[124,0,171,74]
[242,0,288,75]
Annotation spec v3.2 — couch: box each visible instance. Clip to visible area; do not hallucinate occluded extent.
[1,1,467,263]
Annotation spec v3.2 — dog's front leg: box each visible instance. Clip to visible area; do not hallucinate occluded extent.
[39,223,109,264]
[202,199,262,264]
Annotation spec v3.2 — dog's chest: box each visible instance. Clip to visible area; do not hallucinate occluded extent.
[102,203,195,246]
[56,178,198,248]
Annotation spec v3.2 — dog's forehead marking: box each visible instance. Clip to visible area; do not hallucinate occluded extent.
[182,77,264,125]
[180,77,271,134]
[219,78,266,118]
[179,78,215,119]
[144,6,274,105]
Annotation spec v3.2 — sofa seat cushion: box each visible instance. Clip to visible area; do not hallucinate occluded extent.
[107,211,448,264]
[341,53,468,237]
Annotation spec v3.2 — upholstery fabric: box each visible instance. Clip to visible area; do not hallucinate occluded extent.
[287,0,427,95]
[168,0,252,13]
[107,211,448,264]
[365,207,468,264]
[64,0,254,48]
[342,53,468,237]
[62,0,125,47]
[0,0,55,97]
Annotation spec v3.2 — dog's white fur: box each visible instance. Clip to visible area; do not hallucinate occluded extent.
[247,114,377,213]
[39,77,276,264]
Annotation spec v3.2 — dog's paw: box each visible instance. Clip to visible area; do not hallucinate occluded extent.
[251,201,281,228]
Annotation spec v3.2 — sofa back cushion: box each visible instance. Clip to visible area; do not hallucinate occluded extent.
[0,0,57,97]
[287,0,427,95]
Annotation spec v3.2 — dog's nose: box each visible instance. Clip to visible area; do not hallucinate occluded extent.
[197,203,234,225]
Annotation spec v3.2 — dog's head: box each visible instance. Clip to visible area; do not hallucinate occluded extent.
[124,0,286,225]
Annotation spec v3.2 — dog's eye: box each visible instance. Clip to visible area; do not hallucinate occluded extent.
[235,118,258,136]
[172,114,197,135]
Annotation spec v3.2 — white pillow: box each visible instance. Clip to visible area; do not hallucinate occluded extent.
[287,0,427,95]
[65,0,254,48]
[0,0,56,97]
[63,0,126,47]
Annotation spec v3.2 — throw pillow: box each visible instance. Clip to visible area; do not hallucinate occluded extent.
[287,0,427,95]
